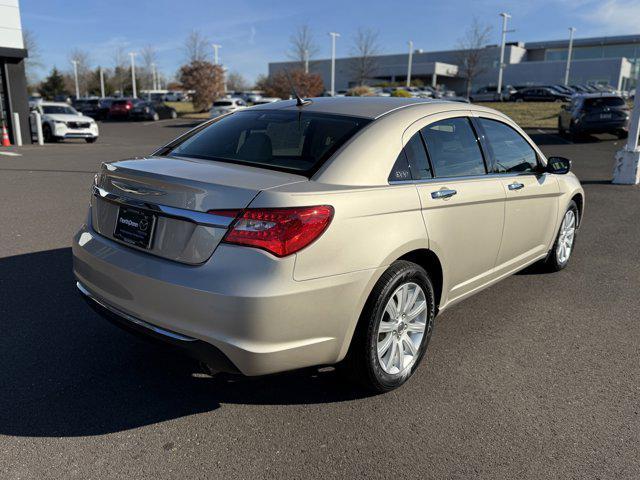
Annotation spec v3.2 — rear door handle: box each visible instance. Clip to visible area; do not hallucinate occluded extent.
[431,189,457,199]
[508,182,525,191]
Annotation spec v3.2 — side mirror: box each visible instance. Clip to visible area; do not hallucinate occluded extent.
[546,156,571,174]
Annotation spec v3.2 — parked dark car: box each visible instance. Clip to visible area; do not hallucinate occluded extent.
[558,94,629,140]
[73,98,113,120]
[130,100,178,121]
[511,87,570,102]
[108,99,135,119]
[469,85,516,102]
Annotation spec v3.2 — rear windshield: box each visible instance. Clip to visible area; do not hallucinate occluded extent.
[112,100,130,106]
[584,97,625,109]
[213,101,233,106]
[165,110,371,175]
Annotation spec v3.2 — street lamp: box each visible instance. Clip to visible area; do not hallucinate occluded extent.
[497,12,511,96]
[99,66,105,98]
[151,63,157,90]
[564,27,576,86]
[71,60,80,99]
[304,48,309,74]
[329,32,340,96]
[406,40,413,87]
[212,44,221,65]
[129,52,137,98]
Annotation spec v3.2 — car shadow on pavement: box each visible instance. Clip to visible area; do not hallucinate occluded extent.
[0,248,371,438]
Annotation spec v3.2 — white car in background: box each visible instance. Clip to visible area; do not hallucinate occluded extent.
[209,98,247,118]
[34,102,99,143]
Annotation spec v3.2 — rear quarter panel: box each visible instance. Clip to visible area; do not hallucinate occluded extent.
[249,183,428,281]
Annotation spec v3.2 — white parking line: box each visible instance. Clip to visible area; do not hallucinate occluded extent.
[0,151,22,157]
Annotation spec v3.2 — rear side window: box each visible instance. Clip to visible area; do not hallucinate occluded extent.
[421,117,485,178]
[478,118,538,174]
[404,133,431,180]
[167,110,371,175]
[388,150,412,182]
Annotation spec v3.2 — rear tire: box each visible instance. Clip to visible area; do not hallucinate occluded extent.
[345,260,435,393]
[542,200,579,272]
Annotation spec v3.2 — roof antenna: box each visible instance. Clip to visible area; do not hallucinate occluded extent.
[284,68,312,107]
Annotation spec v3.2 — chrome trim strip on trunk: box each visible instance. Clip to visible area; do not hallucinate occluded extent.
[93,185,234,228]
[76,281,197,342]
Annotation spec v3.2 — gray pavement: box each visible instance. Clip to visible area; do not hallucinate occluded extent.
[0,120,638,479]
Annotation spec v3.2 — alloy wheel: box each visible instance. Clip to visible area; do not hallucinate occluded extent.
[376,282,427,374]
[556,209,576,264]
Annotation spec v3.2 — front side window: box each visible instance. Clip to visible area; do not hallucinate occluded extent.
[478,118,538,174]
[421,117,486,178]
[166,110,371,175]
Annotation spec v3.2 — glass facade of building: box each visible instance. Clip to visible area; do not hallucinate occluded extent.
[545,43,640,61]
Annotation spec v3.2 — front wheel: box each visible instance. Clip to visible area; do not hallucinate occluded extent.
[346,260,435,392]
[543,201,579,272]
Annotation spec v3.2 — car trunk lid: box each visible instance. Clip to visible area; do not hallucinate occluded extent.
[91,155,306,264]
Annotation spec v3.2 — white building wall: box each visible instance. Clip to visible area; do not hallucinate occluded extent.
[0,0,24,50]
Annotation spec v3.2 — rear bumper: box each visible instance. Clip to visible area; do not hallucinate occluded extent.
[575,120,628,133]
[72,220,380,376]
[77,281,239,373]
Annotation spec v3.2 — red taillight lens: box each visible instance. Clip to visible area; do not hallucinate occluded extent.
[210,206,334,257]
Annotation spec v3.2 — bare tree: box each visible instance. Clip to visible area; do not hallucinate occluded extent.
[226,71,249,92]
[350,28,381,86]
[184,30,209,63]
[68,48,92,96]
[140,45,158,90]
[455,19,492,97]
[287,25,319,69]
[22,29,43,86]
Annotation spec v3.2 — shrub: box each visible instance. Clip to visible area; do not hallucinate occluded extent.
[346,86,375,96]
[391,89,413,98]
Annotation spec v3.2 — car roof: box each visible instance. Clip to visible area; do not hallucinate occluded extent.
[574,93,623,99]
[248,97,465,119]
[40,102,73,107]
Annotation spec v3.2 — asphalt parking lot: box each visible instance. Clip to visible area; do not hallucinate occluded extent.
[1,120,639,479]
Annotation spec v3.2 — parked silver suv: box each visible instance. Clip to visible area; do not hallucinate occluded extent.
[73,97,584,391]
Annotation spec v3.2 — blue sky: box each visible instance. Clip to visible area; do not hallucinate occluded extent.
[21,0,640,83]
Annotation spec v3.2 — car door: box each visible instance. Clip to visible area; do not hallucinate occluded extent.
[401,113,506,303]
[474,114,560,271]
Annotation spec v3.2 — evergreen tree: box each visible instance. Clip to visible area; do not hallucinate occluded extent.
[39,68,68,99]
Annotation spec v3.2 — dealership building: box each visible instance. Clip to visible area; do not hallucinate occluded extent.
[269,34,640,94]
[0,0,29,144]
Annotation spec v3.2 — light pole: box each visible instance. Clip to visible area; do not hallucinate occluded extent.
[151,63,157,90]
[304,48,309,74]
[129,52,137,98]
[329,32,340,96]
[99,66,105,98]
[212,44,221,65]
[564,27,576,86]
[71,60,80,99]
[406,40,414,87]
[497,12,511,96]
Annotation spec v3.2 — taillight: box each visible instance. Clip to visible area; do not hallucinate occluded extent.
[209,206,334,257]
